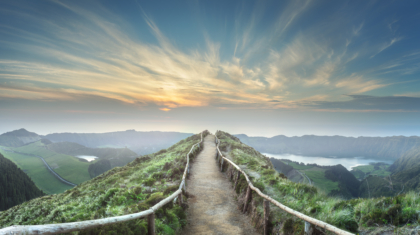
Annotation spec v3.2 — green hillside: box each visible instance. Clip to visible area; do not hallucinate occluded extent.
[0,153,45,211]
[46,141,138,168]
[217,131,420,234]
[0,132,204,234]
[0,148,74,194]
[13,141,91,185]
[351,162,391,180]
[270,158,360,198]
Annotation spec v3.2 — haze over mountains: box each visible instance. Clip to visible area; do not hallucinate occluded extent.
[236,134,420,160]
[236,133,420,199]
[0,128,194,195]
[44,130,193,155]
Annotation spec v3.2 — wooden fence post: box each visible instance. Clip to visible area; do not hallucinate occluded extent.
[305,221,313,235]
[148,213,155,235]
[263,200,270,235]
[220,158,224,171]
[178,194,182,206]
[233,171,240,190]
[243,186,252,213]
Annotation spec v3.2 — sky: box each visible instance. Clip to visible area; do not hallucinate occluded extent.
[1,0,420,137]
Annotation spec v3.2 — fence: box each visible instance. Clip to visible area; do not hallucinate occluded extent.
[214,131,354,235]
[0,131,208,235]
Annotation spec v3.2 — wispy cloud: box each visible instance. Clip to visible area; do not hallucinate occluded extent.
[370,37,403,58]
[0,0,418,113]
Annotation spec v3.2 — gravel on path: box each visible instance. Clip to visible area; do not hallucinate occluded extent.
[182,134,260,235]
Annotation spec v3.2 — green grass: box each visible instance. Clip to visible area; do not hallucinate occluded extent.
[0,132,205,234]
[0,148,73,194]
[13,141,91,185]
[351,164,391,180]
[303,169,339,194]
[216,131,420,234]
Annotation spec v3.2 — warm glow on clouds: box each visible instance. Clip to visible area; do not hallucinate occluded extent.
[0,0,419,127]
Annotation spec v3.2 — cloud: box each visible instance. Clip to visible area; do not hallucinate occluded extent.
[0,0,417,113]
[370,37,403,58]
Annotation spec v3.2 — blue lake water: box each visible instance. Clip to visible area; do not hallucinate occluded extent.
[76,155,98,162]
[264,153,394,171]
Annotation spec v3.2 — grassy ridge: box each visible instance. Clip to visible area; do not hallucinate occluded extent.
[0,132,204,235]
[217,131,420,234]
[0,148,73,194]
[13,141,91,185]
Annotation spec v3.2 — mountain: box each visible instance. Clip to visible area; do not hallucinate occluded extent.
[46,141,137,167]
[0,128,41,147]
[389,145,420,173]
[270,158,360,198]
[217,131,420,233]
[44,130,194,155]
[0,132,204,234]
[0,153,45,211]
[236,134,420,160]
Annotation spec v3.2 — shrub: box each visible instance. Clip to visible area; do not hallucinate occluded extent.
[143,178,156,186]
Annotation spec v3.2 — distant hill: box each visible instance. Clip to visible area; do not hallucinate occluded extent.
[0,128,41,147]
[44,130,194,155]
[0,133,204,234]
[270,158,360,198]
[46,141,138,177]
[389,145,420,173]
[0,153,45,211]
[236,134,420,160]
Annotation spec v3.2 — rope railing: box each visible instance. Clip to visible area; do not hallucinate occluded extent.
[0,131,207,235]
[214,131,354,235]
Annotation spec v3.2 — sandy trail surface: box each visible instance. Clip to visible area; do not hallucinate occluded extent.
[182,134,259,235]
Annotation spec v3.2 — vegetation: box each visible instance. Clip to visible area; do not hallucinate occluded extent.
[47,141,138,168]
[351,162,391,180]
[0,149,74,194]
[305,168,339,194]
[389,145,420,173]
[89,159,112,178]
[271,158,360,198]
[0,153,45,211]
[13,141,91,185]
[217,131,420,234]
[0,132,203,234]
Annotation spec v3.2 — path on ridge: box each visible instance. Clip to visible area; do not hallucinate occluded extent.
[183,134,259,235]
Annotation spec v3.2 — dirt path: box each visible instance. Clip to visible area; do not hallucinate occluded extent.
[183,134,259,235]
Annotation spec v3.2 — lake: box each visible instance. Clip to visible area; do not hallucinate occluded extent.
[76,155,98,162]
[264,153,394,171]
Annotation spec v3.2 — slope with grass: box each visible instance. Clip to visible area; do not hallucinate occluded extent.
[351,162,391,180]
[270,158,360,198]
[217,131,420,234]
[0,132,204,234]
[46,141,138,168]
[12,141,91,185]
[0,148,74,195]
[0,153,45,211]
